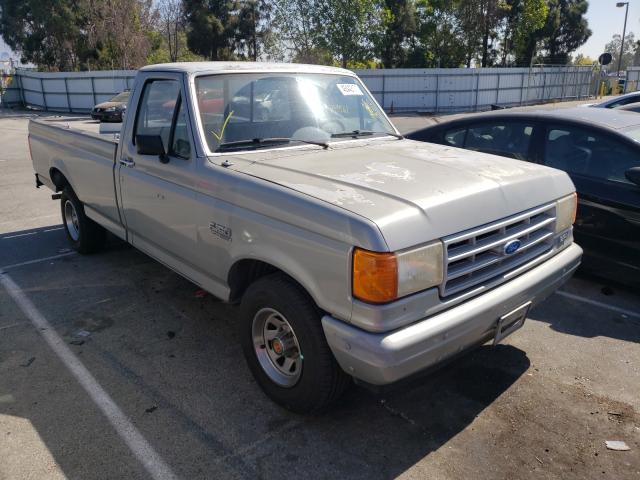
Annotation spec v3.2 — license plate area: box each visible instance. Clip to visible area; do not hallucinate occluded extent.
[493,302,531,345]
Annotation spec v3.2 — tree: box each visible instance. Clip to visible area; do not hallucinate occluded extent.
[456,0,483,67]
[0,0,158,71]
[316,0,381,68]
[0,0,90,71]
[236,0,273,60]
[158,0,185,62]
[184,0,239,60]
[375,0,417,68]
[604,32,636,73]
[541,0,590,64]
[409,0,467,68]
[511,0,549,66]
[146,29,204,64]
[448,0,510,67]
[572,53,594,65]
[85,0,157,70]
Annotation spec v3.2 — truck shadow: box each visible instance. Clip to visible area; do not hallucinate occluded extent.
[1,241,531,479]
[527,293,640,344]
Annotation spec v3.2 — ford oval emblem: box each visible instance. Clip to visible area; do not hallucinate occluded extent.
[503,239,522,255]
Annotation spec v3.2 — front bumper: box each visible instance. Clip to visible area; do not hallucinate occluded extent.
[322,243,582,385]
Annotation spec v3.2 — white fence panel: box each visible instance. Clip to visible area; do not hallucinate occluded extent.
[3,69,137,112]
[356,66,593,112]
[2,65,595,114]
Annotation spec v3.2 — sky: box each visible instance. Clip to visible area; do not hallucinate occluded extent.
[0,37,14,60]
[575,0,640,60]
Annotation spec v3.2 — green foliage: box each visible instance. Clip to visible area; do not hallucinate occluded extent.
[0,0,593,71]
[375,0,417,68]
[541,0,591,64]
[315,0,381,68]
[512,0,548,65]
[183,0,239,60]
[235,0,273,60]
[572,53,595,65]
[0,0,157,71]
[0,0,89,71]
[146,31,204,64]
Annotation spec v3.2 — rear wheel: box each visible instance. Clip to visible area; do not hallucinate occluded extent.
[60,187,105,253]
[239,273,350,413]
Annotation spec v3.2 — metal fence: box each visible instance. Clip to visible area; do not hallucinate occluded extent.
[1,69,137,112]
[625,67,640,93]
[2,65,593,114]
[354,65,594,113]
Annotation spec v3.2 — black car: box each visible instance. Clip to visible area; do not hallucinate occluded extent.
[91,90,130,122]
[407,107,640,287]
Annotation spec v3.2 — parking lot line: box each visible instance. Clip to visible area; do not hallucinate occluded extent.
[0,272,178,480]
[0,252,76,272]
[556,290,640,319]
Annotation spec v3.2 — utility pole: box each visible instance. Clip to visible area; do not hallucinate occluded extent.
[616,2,630,75]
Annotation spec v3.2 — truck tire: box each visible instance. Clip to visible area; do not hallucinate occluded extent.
[60,187,105,253]
[239,273,350,413]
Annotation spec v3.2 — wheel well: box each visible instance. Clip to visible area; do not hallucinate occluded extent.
[49,168,68,192]
[228,259,279,303]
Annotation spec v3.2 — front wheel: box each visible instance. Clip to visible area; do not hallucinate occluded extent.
[61,187,105,253]
[239,273,350,413]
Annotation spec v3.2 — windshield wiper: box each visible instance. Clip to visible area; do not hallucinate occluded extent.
[330,130,403,139]
[216,137,328,152]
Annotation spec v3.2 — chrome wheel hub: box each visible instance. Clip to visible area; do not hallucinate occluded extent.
[252,308,302,387]
[64,200,80,241]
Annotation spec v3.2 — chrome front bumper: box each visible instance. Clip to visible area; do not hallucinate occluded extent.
[322,243,582,385]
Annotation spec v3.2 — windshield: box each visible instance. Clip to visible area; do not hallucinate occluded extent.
[110,91,130,102]
[194,73,396,153]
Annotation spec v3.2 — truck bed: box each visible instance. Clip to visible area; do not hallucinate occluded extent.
[29,117,124,237]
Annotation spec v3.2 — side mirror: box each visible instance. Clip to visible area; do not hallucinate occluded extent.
[625,166,640,186]
[174,138,191,158]
[136,134,169,163]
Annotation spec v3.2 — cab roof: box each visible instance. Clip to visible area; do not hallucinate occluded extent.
[140,61,354,77]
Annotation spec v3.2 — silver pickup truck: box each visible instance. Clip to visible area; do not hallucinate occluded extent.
[29,62,582,412]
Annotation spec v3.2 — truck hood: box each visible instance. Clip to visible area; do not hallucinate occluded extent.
[230,139,574,250]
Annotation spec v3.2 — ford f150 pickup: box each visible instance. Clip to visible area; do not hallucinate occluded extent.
[29,62,582,412]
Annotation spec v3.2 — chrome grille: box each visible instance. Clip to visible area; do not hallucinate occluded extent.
[440,203,556,298]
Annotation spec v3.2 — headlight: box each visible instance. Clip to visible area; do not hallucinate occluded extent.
[104,106,116,112]
[555,193,577,233]
[352,241,444,304]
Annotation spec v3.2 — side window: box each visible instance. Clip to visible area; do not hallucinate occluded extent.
[612,96,640,108]
[170,99,191,159]
[464,122,534,160]
[443,128,466,146]
[134,80,180,151]
[543,125,640,184]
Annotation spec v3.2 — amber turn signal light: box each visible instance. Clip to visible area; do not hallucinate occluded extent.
[352,248,398,304]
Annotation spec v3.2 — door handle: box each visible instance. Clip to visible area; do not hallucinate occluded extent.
[120,157,135,168]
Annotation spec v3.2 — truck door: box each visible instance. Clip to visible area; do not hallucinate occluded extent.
[118,74,200,274]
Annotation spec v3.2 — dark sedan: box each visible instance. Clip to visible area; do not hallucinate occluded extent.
[91,90,130,122]
[407,107,640,287]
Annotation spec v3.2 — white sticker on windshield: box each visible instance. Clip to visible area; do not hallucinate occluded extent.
[336,84,364,96]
